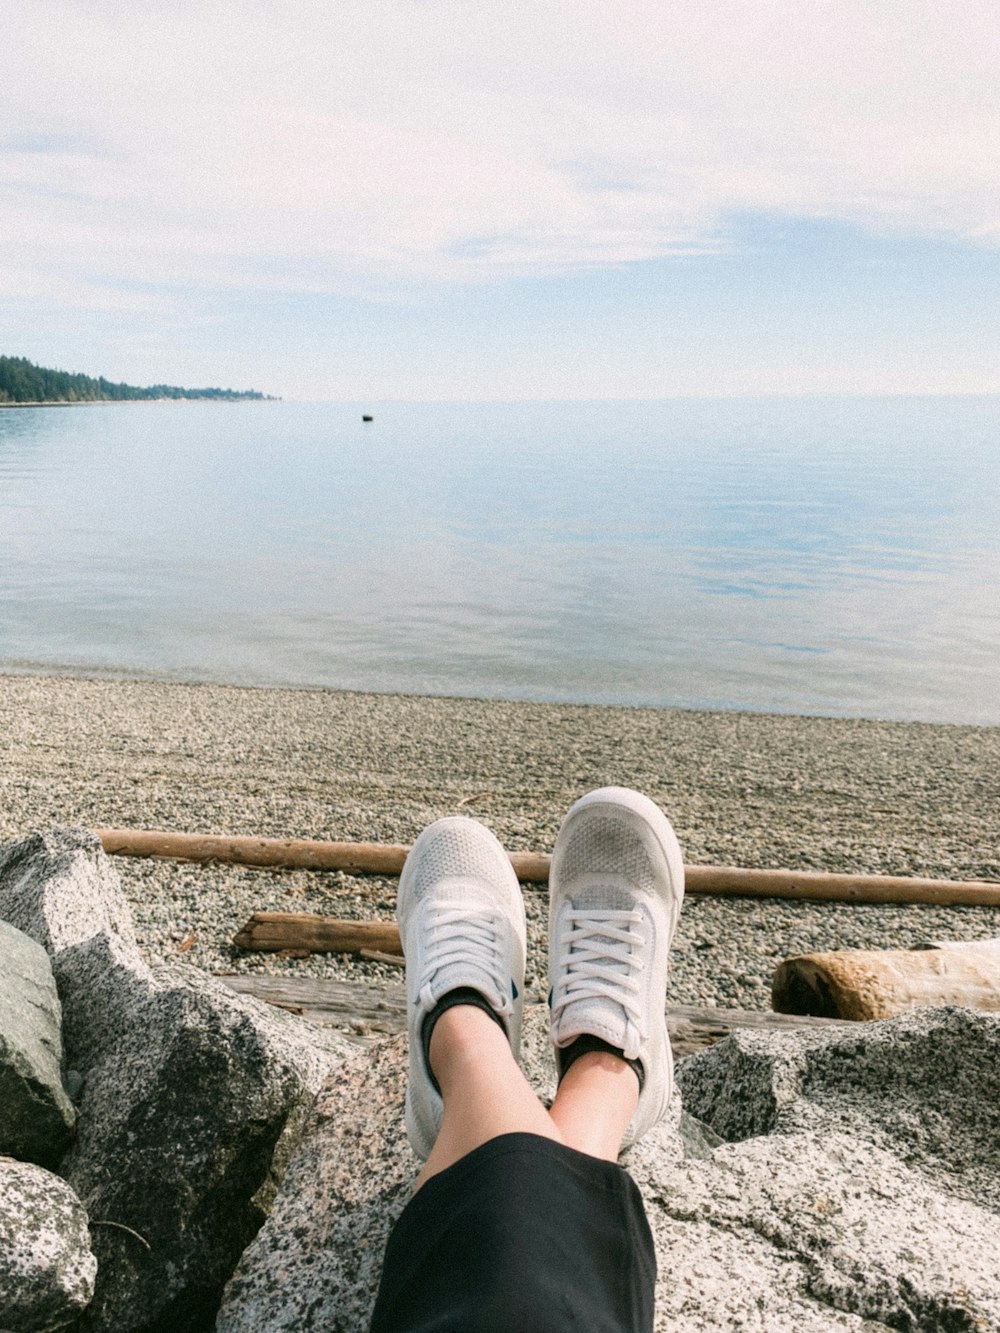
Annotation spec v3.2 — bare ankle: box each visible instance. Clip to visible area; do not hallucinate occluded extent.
[561,1048,641,1098]
[548,1051,640,1161]
[429,1003,509,1087]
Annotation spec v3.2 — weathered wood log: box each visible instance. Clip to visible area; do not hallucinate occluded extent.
[665,1002,849,1058]
[218,975,406,1041]
[216,973,850,1057]
[98,829,420,876]
[233,914,402,955]
[772,939,1000,1020]
[927,938,1000,956]
[685,866,1000,907]
[96,826,1000,906]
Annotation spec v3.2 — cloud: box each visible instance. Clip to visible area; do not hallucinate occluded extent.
[2,0,1000,307]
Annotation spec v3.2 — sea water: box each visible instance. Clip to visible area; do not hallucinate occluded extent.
[1,396,997,724]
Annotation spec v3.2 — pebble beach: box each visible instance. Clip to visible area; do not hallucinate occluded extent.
[1,672,998,1010]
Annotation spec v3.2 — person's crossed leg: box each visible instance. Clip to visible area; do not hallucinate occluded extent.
[370,787,685,1333]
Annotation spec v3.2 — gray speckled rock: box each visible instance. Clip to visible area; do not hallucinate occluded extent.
[215,1005,582,1331]
[0,921,75,1168]
[0,827,138,960]
[218,1006,1000,1333]
[669,1005,1000,1330]
[216,1036,413,1333]
[0,828,353,1332]
[677,1004,1000,1214]
[65,949,349,1332]
[0,1155,96,1332]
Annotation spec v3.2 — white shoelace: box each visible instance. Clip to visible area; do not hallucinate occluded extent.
[417,903,512,1017]
[552,907,646,1059]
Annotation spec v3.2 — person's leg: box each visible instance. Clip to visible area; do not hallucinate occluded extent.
[372,795,675,1333]
[416,1001,562,1190]
[548,786,685,1153]
[397,814,552,1172]
[547,1047,639,1161]
[420,1003,645,1186]
[372,1132,656,1333]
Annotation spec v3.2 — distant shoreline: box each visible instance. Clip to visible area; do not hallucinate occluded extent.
[0,398,278,407]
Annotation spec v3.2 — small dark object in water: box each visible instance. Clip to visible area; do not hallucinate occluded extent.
[362,414,373,422]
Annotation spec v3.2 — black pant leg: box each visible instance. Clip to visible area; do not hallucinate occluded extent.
[370,1132,656,1333]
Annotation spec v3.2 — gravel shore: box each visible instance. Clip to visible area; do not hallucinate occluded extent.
[2,673,998,1010]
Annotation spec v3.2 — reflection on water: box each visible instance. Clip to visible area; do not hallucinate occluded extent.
[1,396,998,723]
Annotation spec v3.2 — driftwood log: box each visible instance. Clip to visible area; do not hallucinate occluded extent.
[772,938,1000,1020]
[216,973,849,1056]
[233,914,402,956]
[96,827,1000,907]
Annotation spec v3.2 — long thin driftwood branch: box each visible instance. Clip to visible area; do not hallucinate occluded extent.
[95,827,1000,907]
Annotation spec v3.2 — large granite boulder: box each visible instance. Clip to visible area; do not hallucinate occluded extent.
[0,920,75,1168]
[677,1002,1000,1195]
[216,1039,410,1332]
[217,1005,1000,1333]
[0,828,139,960]
[0,1155,97,1331]
[0,828,351,1332]
[671,1005,1000,1330]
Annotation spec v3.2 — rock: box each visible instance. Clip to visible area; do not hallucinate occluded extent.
[0,828,138,961]
[61,1069,84,1104]
[216,1039,411,1332]
[677,1003,1000,1213]
[216,1006,563,1331]
[0,828,351,1332]
[0,921,75,1168]
[670,1005,1000,1330]
[218,1006,1000,1333]
[64,946,352,1333]
[0,1155,97,1331]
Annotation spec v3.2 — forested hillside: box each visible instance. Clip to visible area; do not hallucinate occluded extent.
[0,355,271,403]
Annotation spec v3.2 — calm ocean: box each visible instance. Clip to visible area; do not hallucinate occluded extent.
[1,397,997,724]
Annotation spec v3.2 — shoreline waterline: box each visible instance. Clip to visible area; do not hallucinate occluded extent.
[0,661,995,730]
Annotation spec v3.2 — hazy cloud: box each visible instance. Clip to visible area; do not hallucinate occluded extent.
[3,0,999,307]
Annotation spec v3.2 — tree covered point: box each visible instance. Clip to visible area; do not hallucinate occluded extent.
[0,355,275,404]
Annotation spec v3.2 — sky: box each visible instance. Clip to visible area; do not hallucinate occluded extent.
[2,0,999,400]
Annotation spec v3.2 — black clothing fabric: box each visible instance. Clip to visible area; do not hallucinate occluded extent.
[369,1132,655,1333]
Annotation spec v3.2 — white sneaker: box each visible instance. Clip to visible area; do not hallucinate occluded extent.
[397,816,526,1160]
[549,787,684,1147]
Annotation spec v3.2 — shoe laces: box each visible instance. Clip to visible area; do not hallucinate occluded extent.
[417,902,513,1017]
[552,907,645,1060]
